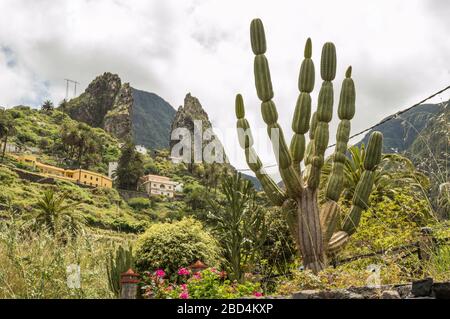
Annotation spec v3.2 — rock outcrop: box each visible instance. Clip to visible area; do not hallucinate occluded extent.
[64,72,176,150]
[65,72,123,128]
[104,83,133,140]
[170,93,227,163]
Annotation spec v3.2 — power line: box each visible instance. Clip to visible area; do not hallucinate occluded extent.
[236,84,450,172]
[327,84,450,149]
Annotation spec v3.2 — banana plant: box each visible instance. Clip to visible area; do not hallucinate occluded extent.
[234,18,383,272]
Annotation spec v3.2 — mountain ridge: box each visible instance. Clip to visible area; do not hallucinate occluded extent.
[63,72,176,150]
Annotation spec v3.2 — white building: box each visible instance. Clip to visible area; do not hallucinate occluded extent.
[140,174,178,198]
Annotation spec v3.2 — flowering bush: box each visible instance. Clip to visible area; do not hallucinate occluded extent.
[178,268,190,276]
[141,267,263,299]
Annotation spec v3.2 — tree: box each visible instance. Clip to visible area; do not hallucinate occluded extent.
[234,19,384,272]
[41,100,54,113]
[0,110,15,162]
[208,173,267,282]
[59,122,102,169]
[320,145,431,203]
[115,141,144,190]
[183,181,208,211]
[34,190,83,238]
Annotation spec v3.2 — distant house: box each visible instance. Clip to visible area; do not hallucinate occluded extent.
[13,154,113,188]
[140,174,178,198]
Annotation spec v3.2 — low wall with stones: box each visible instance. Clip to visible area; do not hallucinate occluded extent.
[290,278,449,299]
[10,167,56,184]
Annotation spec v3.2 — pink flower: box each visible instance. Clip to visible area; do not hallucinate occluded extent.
[253,291,263,297]
[155,269,165,278]
[179,291,189,299]
[210,267,218,273]
[178,267,190,276]
[181,284,187,290]
[165,285,174,291]
[219,271,227,279]
[193,272,202,280]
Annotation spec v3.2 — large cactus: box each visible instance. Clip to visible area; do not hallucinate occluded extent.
[235,18,383,272]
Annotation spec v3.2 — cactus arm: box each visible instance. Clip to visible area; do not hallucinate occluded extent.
[290,38,315,177]
[342,131,383,235]
[235,94,286,206]
[303,111,318,183]
[327,230,350,253]
[325,66,355,201]
[319,200,340,250]
[250,18,303,198]
[307,42,337,189]
[319,66,356,247]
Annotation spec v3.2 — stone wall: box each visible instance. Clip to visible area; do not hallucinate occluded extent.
[291,278,450,299]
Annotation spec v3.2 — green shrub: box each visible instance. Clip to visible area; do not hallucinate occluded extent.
[135,218,220,275]
[342,189,433,257]
[128,197,151,210]
[110,219,148,233]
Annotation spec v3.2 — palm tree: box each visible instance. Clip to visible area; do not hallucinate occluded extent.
[60,123,101,169]
[320,144,430,202]
[35,190,84,239]
[41,100,54,113]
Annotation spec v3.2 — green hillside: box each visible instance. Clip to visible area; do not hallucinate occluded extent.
[4,106,120,175]
[0,106,234,232]
[357,103,443,153]
[357,101,449,215]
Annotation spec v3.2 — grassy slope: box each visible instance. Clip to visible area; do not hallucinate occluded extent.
[5,106,120,175]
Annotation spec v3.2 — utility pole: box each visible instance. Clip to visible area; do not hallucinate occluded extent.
[64,79,80,100]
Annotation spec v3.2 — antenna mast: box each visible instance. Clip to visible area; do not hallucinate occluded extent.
[64,78,80,99]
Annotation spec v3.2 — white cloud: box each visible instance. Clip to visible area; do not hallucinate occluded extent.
[0,0,449,170]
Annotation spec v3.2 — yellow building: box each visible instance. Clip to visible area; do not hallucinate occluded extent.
[13,154,113,188]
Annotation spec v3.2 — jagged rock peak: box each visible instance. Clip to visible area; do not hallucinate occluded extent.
[104,82,133,140]
[85,72,122,96]
[181,93,210,121]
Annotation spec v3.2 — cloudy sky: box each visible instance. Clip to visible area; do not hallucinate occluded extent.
[0,0,449,172]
